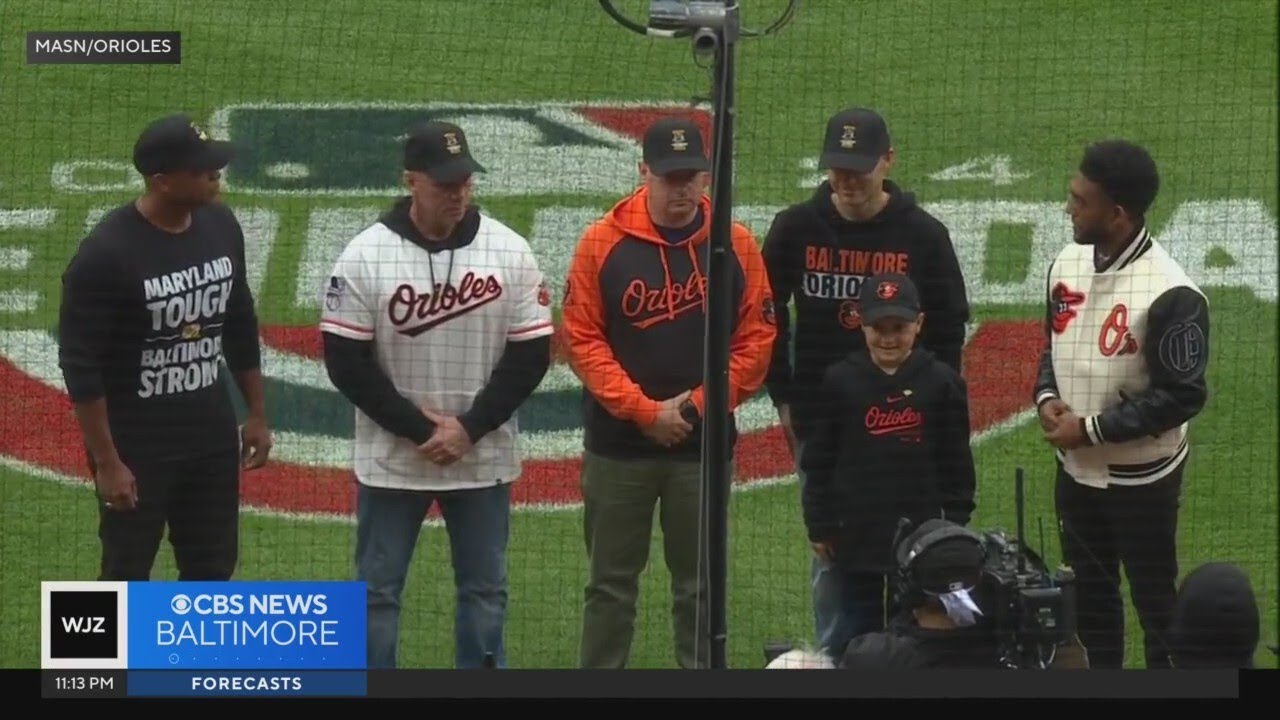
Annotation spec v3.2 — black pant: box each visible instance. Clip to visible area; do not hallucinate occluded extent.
[1055,459,1184,669]
[828,567,904,658]
[95,449,242,581]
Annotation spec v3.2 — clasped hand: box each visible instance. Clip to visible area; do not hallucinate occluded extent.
[640,390,693,447]
[1039,398,1089,450]
[417,407,473,466]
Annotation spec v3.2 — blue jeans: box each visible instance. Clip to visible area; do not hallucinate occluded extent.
[355,480,511,669]
[797,441,885,657]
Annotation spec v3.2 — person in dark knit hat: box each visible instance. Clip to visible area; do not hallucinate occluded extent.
[839,519,1001,668]
[1168,562,1260,669]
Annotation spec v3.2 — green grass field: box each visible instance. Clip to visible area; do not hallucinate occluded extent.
[0,0,1276,670]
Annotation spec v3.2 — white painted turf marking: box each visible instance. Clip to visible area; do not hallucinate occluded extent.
[0,407,1035,527]
[0,326,979,467]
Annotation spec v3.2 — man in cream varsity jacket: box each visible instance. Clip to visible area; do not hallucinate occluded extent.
[1035,140,1209,670]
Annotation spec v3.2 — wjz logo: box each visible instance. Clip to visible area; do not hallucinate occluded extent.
[49,591,118,659]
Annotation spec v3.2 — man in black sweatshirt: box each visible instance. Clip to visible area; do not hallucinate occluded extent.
[320,121,551,669]
[762,107,971,655]
[58,113,272,582]
[798,272,976,658]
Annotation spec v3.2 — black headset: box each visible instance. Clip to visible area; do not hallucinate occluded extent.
[893,520,987,607]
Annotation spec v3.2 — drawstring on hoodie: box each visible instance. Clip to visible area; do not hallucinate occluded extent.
[426,248,456,299]
[656,234,706,320]
[605,185,710,320]
[687,242,705,312]
[657,246,676,321]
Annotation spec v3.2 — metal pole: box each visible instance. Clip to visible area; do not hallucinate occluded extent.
[702,0,737,670]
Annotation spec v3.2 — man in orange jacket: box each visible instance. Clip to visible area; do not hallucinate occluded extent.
[561,117,777,669]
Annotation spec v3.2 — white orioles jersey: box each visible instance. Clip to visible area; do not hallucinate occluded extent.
[319,210,553,491]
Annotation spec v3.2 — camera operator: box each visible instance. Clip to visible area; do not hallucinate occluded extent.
[839,519,1004,669]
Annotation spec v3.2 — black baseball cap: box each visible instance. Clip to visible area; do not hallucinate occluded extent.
[643,117,710,175]
[859,272,921,324]
[819,107,891,173]
[403,121,486,183]
[132,113,234,176]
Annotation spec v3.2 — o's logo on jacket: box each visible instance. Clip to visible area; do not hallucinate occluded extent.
[1099,303,1139,357]
[1051,282,1085,334]
[838,300,861,330]
[762,297,777,325]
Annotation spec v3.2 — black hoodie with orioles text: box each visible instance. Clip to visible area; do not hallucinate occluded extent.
[762,179,970,442]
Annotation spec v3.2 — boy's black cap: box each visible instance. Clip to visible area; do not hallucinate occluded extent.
[860,272,921,324]
[132,113,234,175]
[403,121,486,182]
[819,107,891,173]
[643,117,710,175]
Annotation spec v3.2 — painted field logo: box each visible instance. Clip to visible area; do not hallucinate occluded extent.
[6,101,1276,520]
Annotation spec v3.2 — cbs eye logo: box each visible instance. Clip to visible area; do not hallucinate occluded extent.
[170,594,193,614]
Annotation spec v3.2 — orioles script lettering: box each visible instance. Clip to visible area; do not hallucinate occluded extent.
[622,269,706,329]
[389,271,503,336]
[865,406,923,436]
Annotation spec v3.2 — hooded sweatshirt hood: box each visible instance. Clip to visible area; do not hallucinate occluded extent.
[845,344,936,387]
[380,195,481,253]
[605,185,712,246]
[810,178,918,229]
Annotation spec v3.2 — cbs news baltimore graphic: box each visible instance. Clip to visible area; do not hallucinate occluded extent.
[41,581,367,698]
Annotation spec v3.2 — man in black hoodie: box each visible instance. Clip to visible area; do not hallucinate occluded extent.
[762,107,971,655]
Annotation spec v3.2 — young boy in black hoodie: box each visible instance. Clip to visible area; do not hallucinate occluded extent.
[799,271,977,658]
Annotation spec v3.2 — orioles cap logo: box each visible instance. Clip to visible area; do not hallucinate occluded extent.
[877,281,899,300]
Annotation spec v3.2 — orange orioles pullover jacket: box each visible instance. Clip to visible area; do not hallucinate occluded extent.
[560,186,777,460]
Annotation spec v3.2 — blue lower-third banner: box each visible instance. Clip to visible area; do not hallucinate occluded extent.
[126,581,366,671]
[128,670,366,697]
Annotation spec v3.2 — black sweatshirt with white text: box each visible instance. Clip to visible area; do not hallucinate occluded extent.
[57,201,261,466]
[762,180,970,441]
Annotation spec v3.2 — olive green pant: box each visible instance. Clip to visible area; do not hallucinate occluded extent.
[579,451,711,669]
